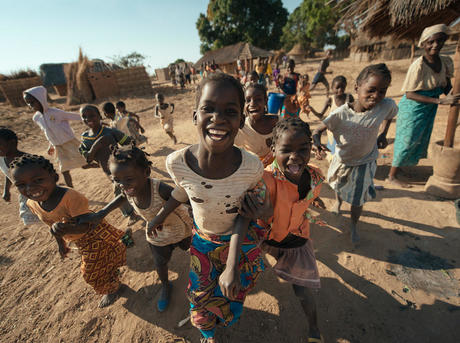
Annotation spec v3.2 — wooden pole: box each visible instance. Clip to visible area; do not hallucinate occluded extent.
[444,38,460,148]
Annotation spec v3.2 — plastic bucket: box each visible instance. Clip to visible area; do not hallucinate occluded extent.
[268,92,285,114]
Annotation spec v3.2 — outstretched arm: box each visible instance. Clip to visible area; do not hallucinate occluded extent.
[312,123,329,154]
[406,91,460,105]
[308,98,331,119]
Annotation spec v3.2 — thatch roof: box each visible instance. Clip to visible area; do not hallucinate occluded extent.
[337,0,460,41]
[288,44,307,56]
[195,42,273,67]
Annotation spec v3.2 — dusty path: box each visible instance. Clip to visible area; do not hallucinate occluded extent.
[0,55,459,343]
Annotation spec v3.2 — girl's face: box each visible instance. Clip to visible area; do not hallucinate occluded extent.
[245,88,266,118]
[273,130,311,184]
[194,81,244,154]
[355,74,389,111]
[423,33,446,57]
[81,108,102,130]
[110,161,149,197]
[332,81,346,96]
[13,165,57,202]
[116,105,125,112]
[23,93,43,112]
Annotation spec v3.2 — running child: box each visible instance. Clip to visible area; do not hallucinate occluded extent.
[308,76,354,160]
[0,128,38,226]
[244,71,259,89]
[313,64,397,244]
[240,117,325,343]
[11,154,127,308]
[297,74,312,117]
[310,50,332,96]
[103,102,147,146]
[235,83,278,167]
[115,101,142,125]
[154,93,177,144]
[23,86,86,188]
[79,105,139,227]
[87,145,192,312]
[280,59,300,118]
[150,73,266,342]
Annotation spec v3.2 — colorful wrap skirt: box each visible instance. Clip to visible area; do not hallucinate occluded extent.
[392,88,443,167]
[187,222,265,336]
[327,156,377,207]
[74,221,126,294]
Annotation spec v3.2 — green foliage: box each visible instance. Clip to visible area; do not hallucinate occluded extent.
[281,0,340,52]
[196,0,288,54]
[110,52,147,68]
[173,58,185,64]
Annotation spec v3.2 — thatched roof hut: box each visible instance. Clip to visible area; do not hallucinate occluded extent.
[39,63,66,87]
[194,42,273,74]
[287,44,308,63]
[337,0,460,41]
[349,36,412,62]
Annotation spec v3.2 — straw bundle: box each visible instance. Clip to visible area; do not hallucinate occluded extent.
[65,49,94,105]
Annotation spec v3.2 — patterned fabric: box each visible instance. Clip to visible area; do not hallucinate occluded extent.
[188,222,265,334]
[392,88,444,167]
[261,160,325,242]
[298,83,311,115]
[327,155,377,206]
[234,117,273,162]
[74,220,126,294]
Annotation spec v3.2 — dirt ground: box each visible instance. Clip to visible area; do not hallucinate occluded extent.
[0,53,459,343]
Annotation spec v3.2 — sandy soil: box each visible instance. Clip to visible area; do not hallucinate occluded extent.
[0,54,459,343]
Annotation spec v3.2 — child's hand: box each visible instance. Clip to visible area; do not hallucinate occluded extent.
[147,217,164,238]
[312,197,326,209]
[2,190,10,202]
[312,144,329,160]
[58,242,70,259]
[377,134,388,149]
[74,212,102,226]
[239,190,273,221]
[51,221,74,237]
[219,266,240,300]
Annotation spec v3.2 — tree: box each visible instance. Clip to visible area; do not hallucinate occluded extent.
[196,0,288,54]
[173,58,185,64]
[110,52,147,68]
[281,0,339,53]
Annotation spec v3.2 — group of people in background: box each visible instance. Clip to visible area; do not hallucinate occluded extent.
[0,23,457,343]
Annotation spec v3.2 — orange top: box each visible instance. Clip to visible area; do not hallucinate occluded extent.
[260,161,324,242]
[297,83,311,105]
[27,189,90,242]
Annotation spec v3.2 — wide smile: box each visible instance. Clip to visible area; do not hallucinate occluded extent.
[27,189,46,200]
[123,187,137,196]
[286,163,303,176]
[207,128,229,142]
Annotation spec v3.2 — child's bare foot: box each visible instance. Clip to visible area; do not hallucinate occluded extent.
[99,285,124,308]
[386,176,412,188]
[350,223,360,245]
[331,201,341,215]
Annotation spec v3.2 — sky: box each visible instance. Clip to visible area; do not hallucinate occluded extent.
[0,0,301,75]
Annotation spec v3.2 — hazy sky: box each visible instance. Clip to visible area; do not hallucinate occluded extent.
[1,0,301,74]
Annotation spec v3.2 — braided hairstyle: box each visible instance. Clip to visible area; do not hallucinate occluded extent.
[356,63,391,86]
[195,73,245,114]
[109,143,151,171]
[10,154,57,176]
[272,117,312,147]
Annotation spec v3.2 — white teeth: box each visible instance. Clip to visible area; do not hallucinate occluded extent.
[208,129,227,135]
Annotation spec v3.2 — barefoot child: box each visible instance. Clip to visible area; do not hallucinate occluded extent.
[310,50,332,96]
[79,105,139,227]
[240,117,325,343]
[297,74,312,117]
[23,86,86,188]
[103,102,147,146]
[154,93,177,144]
[11,154,127,308]
[308,76,354,160]
[151,73,266,342]
[235,83,278,167]
[115,101,147,145]
[0,128,38,226]
[88,145,192,312]
[313,64,397,243]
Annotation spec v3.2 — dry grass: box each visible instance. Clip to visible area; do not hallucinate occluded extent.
[0,69,38,81]
[65,48,94,105]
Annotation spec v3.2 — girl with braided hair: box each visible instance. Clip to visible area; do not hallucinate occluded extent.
[10,154,127,308]
[240,117,326,343]
[86,144,192,312]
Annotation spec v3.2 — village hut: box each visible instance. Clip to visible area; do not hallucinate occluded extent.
[287,44,308,64]
[39,63,67,96]
[349,36,412,62]
[194,42,273,74]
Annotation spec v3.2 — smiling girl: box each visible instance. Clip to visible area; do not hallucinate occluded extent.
[150,73,266,342]
[312,64,398,244]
